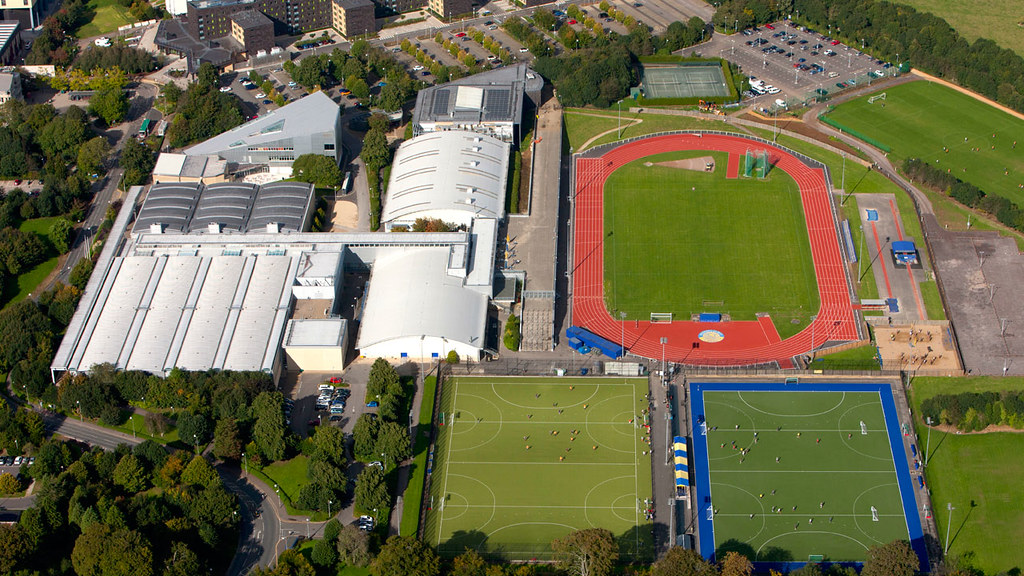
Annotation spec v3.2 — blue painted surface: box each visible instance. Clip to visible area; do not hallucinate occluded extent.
[688,381,927,572]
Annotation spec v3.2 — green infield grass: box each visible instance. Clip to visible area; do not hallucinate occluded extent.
[911,376,1024,575]
[604,150,818,336]
[424,376,653,560]
[824,81,1024,207]
[701,389,910,561]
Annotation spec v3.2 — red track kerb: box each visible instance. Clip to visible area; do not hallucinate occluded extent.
[570,133,858,367]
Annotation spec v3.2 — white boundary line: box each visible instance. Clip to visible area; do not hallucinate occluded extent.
[436,379,459,546]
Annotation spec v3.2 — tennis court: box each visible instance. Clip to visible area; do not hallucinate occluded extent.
[423,376,653,560]
[689,381,926,570]
[641,64,730,99]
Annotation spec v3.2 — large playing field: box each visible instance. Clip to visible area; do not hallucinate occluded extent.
[825,81,1024,206]
[424,377,653,560]
[691,383,922,565]
[603,150,819,329]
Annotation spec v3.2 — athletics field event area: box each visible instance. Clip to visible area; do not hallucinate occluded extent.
[571,132,860,367]
[689,381,927,570]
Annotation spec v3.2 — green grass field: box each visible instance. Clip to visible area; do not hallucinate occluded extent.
[911,377,1024,574]
[825,81,1024,207]
[77,0,137,38]
[603,150,819,335]
[563,110,743,152]
[702,390,910,562]
[424,377,652,560]
[895,0,1024,58]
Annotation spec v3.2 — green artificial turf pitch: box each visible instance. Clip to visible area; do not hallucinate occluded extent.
[424,377,653,560]
[603,150,819,326]
[702,390,910,562]
[825,81,1024,207]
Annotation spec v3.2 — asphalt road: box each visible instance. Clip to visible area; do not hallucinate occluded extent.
[223,470,279,573]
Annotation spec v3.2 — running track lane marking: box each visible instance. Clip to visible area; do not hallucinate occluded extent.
[870,221,894,298]
[888,198,904,241]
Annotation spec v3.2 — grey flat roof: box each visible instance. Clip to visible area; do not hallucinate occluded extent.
[334,0,373,9]
[230,9,271,29]
[249,181,313,233]
[190,182,257,233]
[135,183,202,233]
[0,22,18,55]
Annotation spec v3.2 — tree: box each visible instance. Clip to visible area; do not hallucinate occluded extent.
[311,537,338,567]
[311,425,347,468]
[652,547,718,576]
[375,421,411,469]
[48,218,73,253]
[69,257,94,290]
[38,107,89,161]
[252,391,287,461]
[366,358,399,400]
[353,466,389,517]
[197,62,219,89]
[71,524,154,576]
[292,154,342,188]
[719,551,753,576]
[112,453,148,493]
[451,549,488,576]
[77,136,110,176]
[370,535,440,576]
[346,76,370,100]
[360,127,390,171]
[177,411,211,448]
[181,454,220,488]
[213,417,243,461]
[120,136,155,188]
[255,549,315,576]
[337,524,372,567]
[352,413,381,461]
[161,81,182,109]
[144,411,170,436]
[551,528,618,576]
[862,540,920,576]
[162,542,202,576]
[0,473,20,495]
[88,84,129,125]
[0,524,28,574]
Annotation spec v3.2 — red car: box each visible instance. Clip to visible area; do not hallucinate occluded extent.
[831,39,841,45]
[765,24,775,30]
[455,32,466,37]
[329,376,343,383]
[568,19,577,24]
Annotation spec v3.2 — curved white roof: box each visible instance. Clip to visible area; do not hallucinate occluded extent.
[356,248,488,352]
[381,131,509,226]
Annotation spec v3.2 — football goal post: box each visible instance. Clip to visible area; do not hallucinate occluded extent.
[650,312,674,323]
[861,420,868,435]
[757,149,770,179]
[744,149,755,177]
[871,506,879,522]
[868,92,887,104]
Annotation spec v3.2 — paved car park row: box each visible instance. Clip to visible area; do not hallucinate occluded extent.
[699,20,895,109]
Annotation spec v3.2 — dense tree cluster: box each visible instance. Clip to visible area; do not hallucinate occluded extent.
[361,114,392,231]
[295,426,350,511]
[3,282,85,399]
[921,390,1024,431]
[292,154,343,189]
[25,0,90,66]
[0,441,238,575]
[120,136,157,188]
[713,0,1024,112]
[71,45,157,75]
[0,101,97,215]
[283,41,418,111]
[903,158,1024,232]
[165,63,244,149]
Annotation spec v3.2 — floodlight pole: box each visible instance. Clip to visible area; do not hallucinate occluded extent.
[924,417,932,468]
[944,503,955,553]
[841,153,846,190]
[660,337,668,382]
[620,311,627,357]
[809,315,818,359]
[858,225,865,283]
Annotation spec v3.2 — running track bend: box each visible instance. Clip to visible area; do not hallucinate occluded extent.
[571,133,858,366]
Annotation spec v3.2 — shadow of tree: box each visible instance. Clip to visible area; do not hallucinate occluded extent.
[617,522,657,563]
[441,529,488,556]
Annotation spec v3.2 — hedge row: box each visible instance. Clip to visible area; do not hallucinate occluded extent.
[921,391,1024,432]
[903,157,1024,234]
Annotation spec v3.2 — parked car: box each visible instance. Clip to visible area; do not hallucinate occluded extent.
[255,92,266,99]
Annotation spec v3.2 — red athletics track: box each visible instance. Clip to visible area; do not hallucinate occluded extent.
[571,133,858,366]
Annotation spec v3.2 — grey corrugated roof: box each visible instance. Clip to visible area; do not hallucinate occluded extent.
[248,181,313,233]
[135,183,203,233]
[189,182,257,232]
[184,91,339,157]
[0,22,19,55]
[412,63,541,127]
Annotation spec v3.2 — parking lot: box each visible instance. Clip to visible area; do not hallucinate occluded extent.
[699,20,894,109]
[603,0,713,33]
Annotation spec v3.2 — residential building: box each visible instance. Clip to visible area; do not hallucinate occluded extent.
[331,0,373,38]
[230,9,274,55]
[0,21,21,65]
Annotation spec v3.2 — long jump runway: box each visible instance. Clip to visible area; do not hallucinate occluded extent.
[571,133,858,366]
